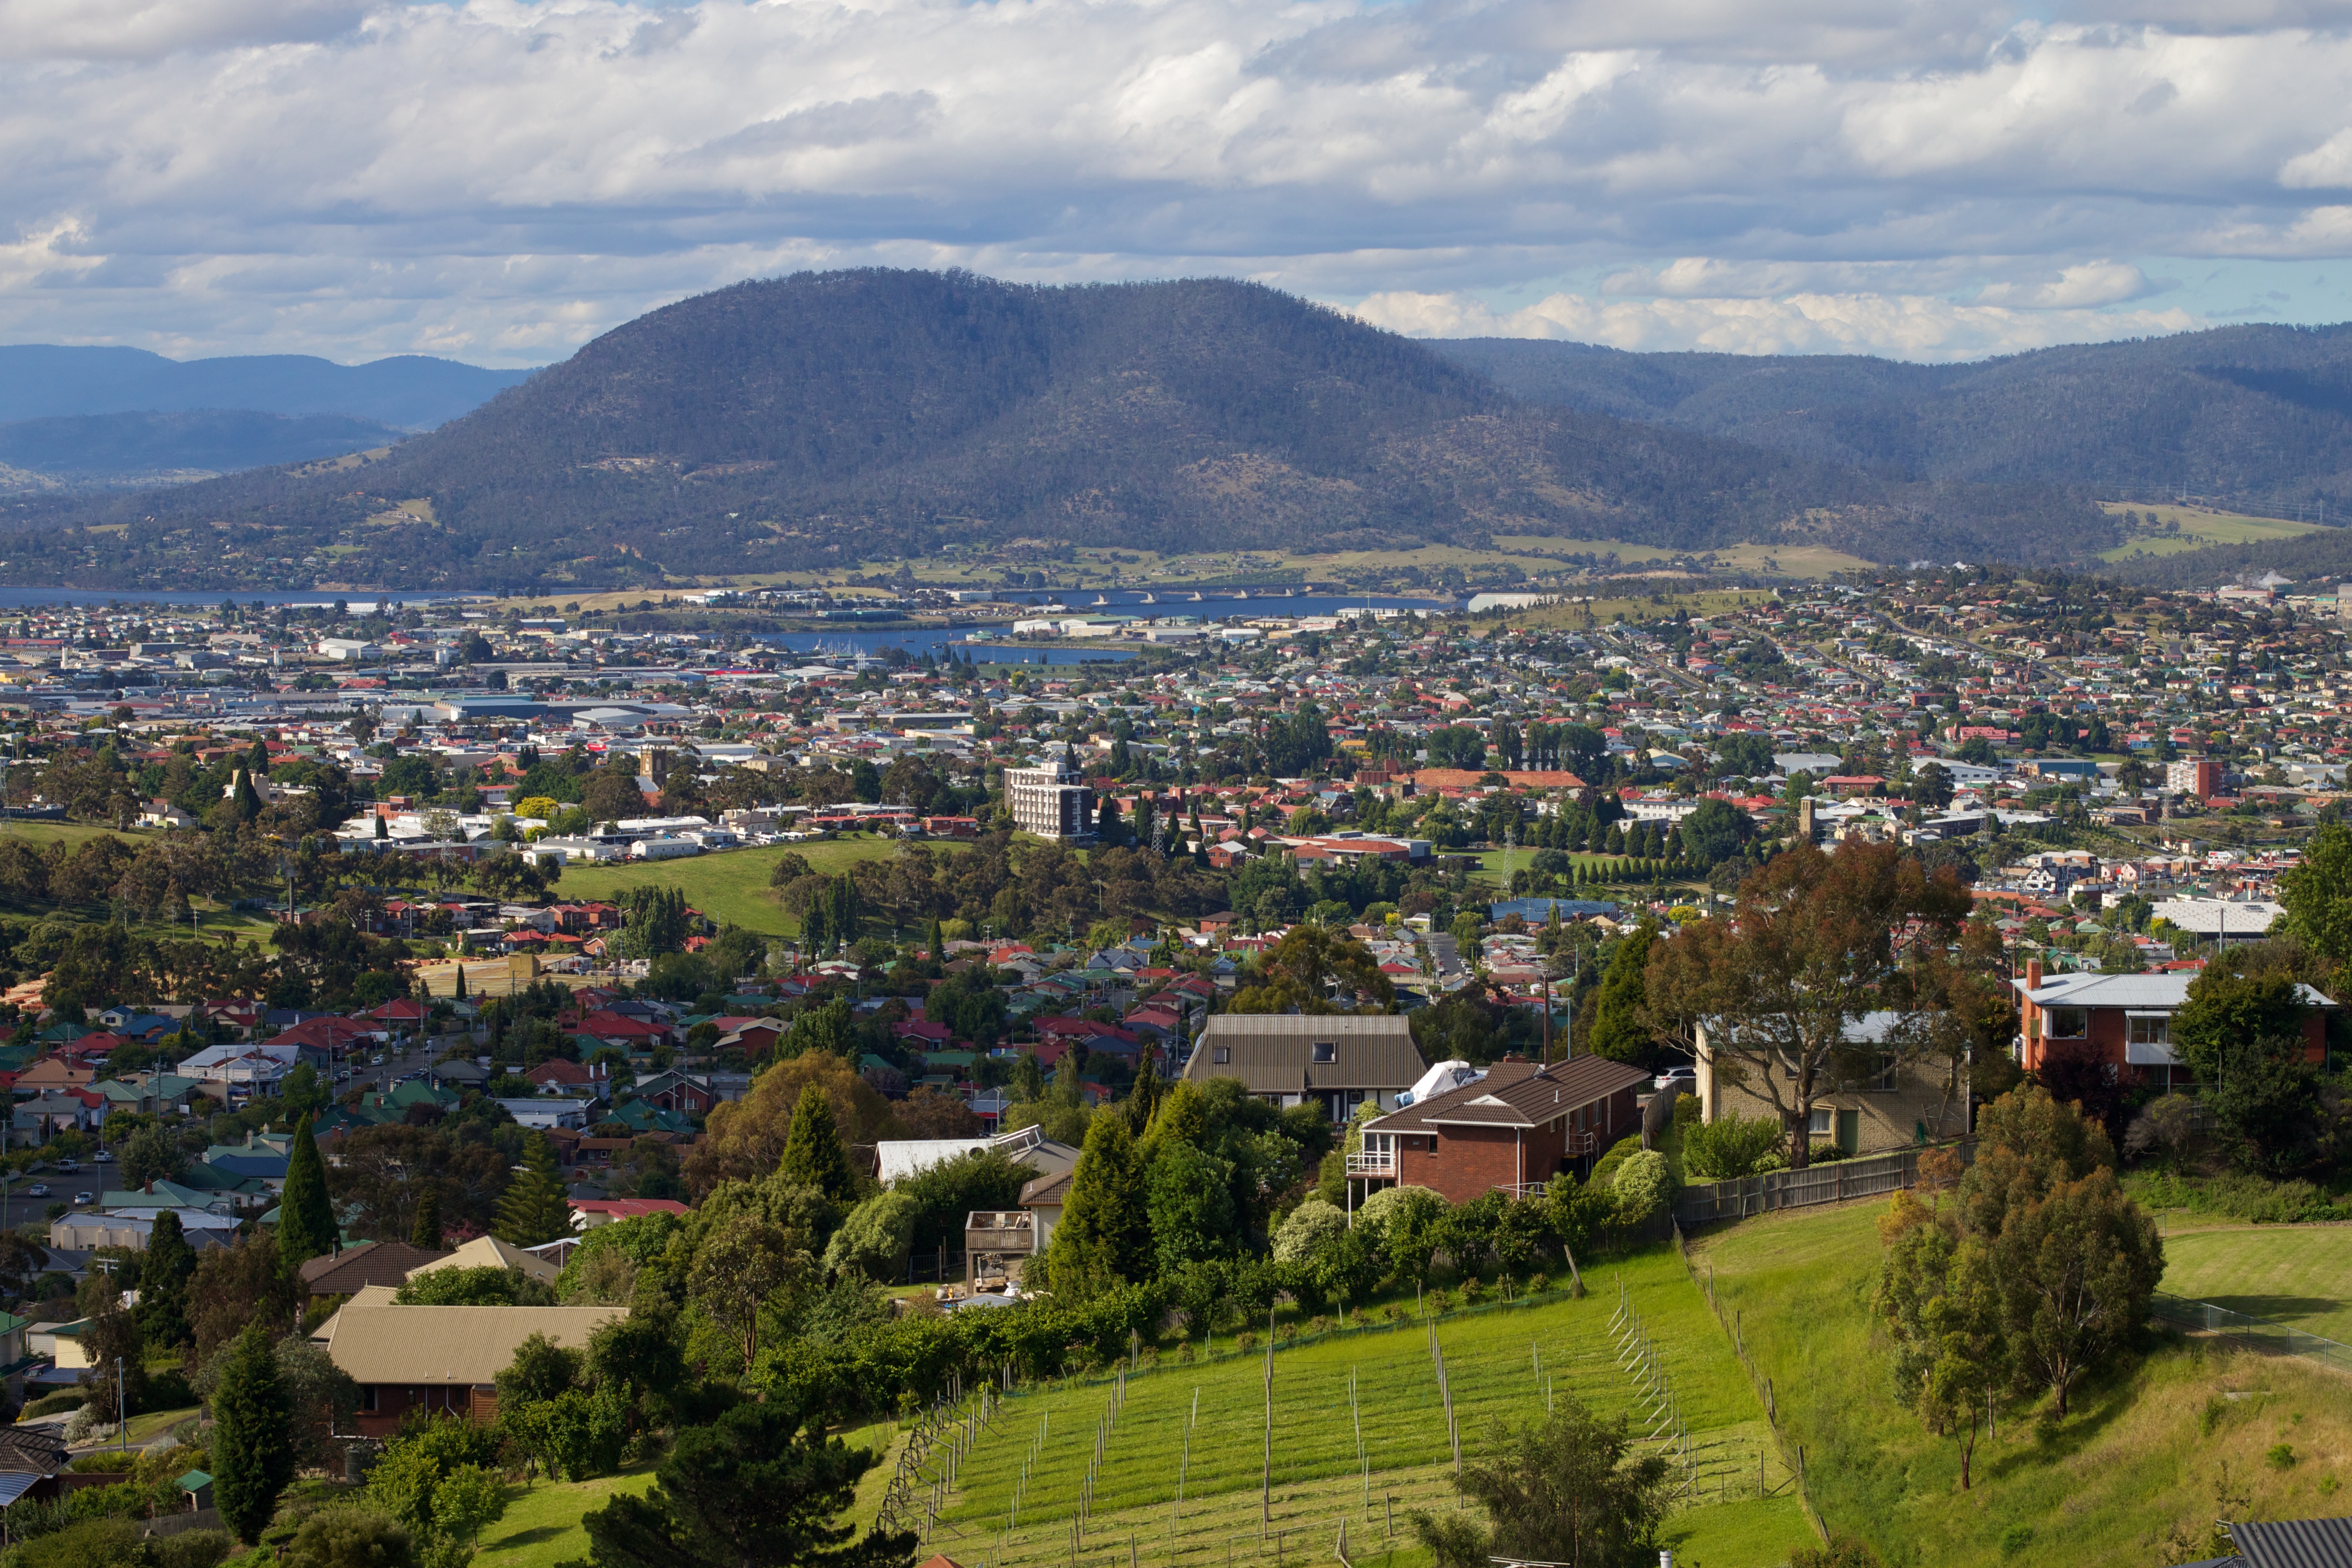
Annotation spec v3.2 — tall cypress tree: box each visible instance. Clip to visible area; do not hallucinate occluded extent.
[275,1116,338,1275]
[212,1325,294,1545]
[1040,1113,1147,1297]
[137,1209,196,1350]
[778,1085,855,1203]
[410,1186,444,1250]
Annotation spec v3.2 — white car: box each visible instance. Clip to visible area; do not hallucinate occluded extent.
[25,1184,49,1197]
[72,1192,93,1206]
[1653,1068,1697,1094]
[92,1151,113,1164]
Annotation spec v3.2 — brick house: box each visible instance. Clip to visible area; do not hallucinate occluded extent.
[2012,958,2332,1090]
[309,1286,627,1437]
[1354,1054,1650,1204]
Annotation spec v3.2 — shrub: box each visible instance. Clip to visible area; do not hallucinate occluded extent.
[1526,1272,1550,1296]
[150,1532,236,1568]
[1807,1142,1852,1164]
[20,1391,82,1420]
[1682,1111,1784,1180]
[1271,1199,1347,1266]
[1611,1150,1678,1220]
[285,1505,417,1568]
[1588,1135,1643,1188]
[2268,1444,2298,1470]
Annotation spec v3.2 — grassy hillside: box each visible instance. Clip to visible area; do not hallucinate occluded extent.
[474,1469,656,1568]
[2158,1225,2352,1344]
[554,835,906,935]
[935,1248,1816,1568]
[2097,502,2324,562]
[1692,1202,2352,1568]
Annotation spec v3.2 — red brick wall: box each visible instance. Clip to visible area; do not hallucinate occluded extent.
[1398,1125,1522,1203]
[355,1385,493,1439]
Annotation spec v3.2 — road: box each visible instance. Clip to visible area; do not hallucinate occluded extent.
[1427,931,1466,977]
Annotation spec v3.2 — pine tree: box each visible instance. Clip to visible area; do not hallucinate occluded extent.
[925,915,945,974]
[137,1209,196,1350]
[410,1186,443,1250]
[228,769,262,825]
[275,1116,339,1274]
[453,963,467,1000]
[778,1085,856,1203]
[212,1324,294,1545]
[495,1135,571,1247]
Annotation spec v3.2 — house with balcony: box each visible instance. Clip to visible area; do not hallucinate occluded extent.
[2012,958,2331,1090]
[1352,1053,1651,1206]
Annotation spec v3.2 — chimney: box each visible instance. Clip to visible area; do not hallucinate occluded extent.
[2025,958,2042,991]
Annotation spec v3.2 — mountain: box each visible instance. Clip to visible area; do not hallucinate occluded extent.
[0,345,535,430]
[0,410,409,493]
[1430,327,2352,514]
[0,271,2115,592]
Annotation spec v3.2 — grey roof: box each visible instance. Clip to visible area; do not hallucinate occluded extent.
[2015,973,2333,1010]
[2227,1516,2352,1568]
[1184,1015,1426,1094]
[1366,1055,1650,1133]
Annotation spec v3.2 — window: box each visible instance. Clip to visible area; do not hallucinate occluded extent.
[1312,1042,1337,1064]
[1873,1052,1899,1092]
[1212,1047,1230,1065]
[2044,1008,2089,1039]
[1808,1107,1833,1136]
[361,1386,378,1412]
[2128,1016,2170,1047]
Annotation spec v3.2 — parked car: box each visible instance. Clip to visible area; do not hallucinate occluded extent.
[92,1151,113,1164]
[25,1184,48,1197]
[72,1192,93,1206]
[1653,1068,1696,1094]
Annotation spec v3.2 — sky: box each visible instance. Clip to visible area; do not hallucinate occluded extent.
[11,0,2352,367]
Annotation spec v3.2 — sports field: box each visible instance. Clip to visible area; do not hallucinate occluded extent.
[927,1247,1814,1568]
[555,835,907,935]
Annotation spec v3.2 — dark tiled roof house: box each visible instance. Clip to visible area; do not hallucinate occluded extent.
[1180,1014,1426,1123]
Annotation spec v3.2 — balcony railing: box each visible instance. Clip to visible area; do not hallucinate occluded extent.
[1345,1150,1397,1176]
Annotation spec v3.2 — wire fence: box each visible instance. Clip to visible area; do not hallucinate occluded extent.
[1673,1222,1828,1547]
[2149,1292,2352,1376]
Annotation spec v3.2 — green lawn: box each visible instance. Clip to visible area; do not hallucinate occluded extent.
[556,835,909,935]
[474,1468,657,1568]
[943,1249,1815,1568]
[2157,1225,2352,1344]
[1692,1200,2352,1567]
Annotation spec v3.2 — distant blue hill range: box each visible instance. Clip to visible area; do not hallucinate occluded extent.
[0,343,537,490]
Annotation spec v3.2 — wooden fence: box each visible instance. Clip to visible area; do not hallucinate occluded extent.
[1674,1141,1974,1227]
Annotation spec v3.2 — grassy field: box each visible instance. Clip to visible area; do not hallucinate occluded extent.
[2097,501,2324,562]
[2158,1225,2352,1344]
[932,1248,1815,1568]
[555,835,909,935]
[1692,1200,2352,1568]
[474,1468,658,1568]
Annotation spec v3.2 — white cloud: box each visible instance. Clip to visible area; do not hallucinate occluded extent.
[1349,287,2202,359]
[1,0,2352,361]
[1973,260,2154,307]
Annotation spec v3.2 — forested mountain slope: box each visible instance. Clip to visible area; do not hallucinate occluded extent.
[0,272,2114,591]
[1434,326,2352,510]
[0,410,408,493]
